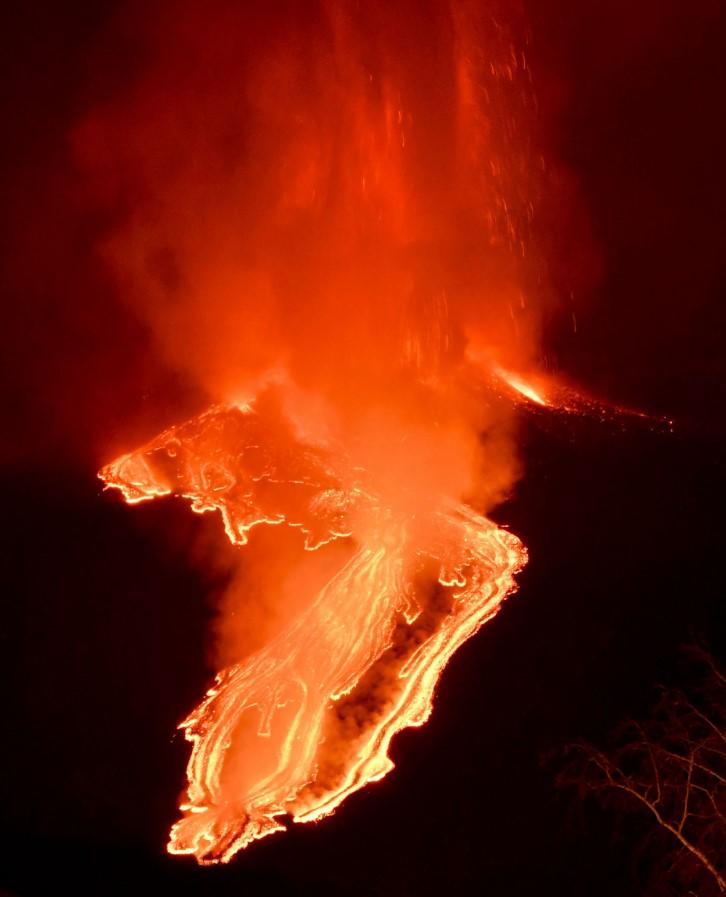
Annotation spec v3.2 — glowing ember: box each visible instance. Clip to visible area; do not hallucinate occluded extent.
[100,398,525,862]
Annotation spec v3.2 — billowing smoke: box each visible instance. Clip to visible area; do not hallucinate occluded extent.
[76,0,542,434]
[87,0,565,863]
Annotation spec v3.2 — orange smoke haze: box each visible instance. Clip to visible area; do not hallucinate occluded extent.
[87,0,576,864]
[76,0,544,410]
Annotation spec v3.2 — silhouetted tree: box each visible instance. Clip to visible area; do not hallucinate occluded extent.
[559,648,726,895]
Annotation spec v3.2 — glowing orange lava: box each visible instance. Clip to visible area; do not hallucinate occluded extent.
[100,397,525,862]
[491,364,549,406]
[87,0,550,865]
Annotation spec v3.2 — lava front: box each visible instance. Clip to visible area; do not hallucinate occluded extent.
[100,398,524,863]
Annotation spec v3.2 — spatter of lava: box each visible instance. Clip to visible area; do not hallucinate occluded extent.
[100,394,525,863]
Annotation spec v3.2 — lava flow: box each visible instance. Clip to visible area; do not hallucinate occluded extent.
[100,396,525,862]
[88,0,555,865]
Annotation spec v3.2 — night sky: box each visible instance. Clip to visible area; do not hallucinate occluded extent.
[2,2,726,895]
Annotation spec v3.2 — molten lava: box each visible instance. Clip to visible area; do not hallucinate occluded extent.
[86,0,554,865]
[100,397,525,862]
[491,364,549,407]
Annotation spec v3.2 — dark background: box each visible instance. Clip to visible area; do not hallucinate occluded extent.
[2,1,725,895]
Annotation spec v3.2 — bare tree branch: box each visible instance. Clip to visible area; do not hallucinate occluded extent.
[557,647,726,895]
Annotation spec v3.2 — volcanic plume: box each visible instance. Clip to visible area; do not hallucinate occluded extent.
[88,0,555,863]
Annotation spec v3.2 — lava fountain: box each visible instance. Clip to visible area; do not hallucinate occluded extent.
[88,0,550,863]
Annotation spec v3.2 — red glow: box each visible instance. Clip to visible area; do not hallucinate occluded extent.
[89,0,564,864]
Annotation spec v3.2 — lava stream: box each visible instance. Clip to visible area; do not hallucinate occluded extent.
[100,399,525,863]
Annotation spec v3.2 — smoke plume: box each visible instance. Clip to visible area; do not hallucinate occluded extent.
[87,0,562,862]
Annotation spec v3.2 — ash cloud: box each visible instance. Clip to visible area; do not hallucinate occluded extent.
[75,0,569,674]
[74,0,549,490]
